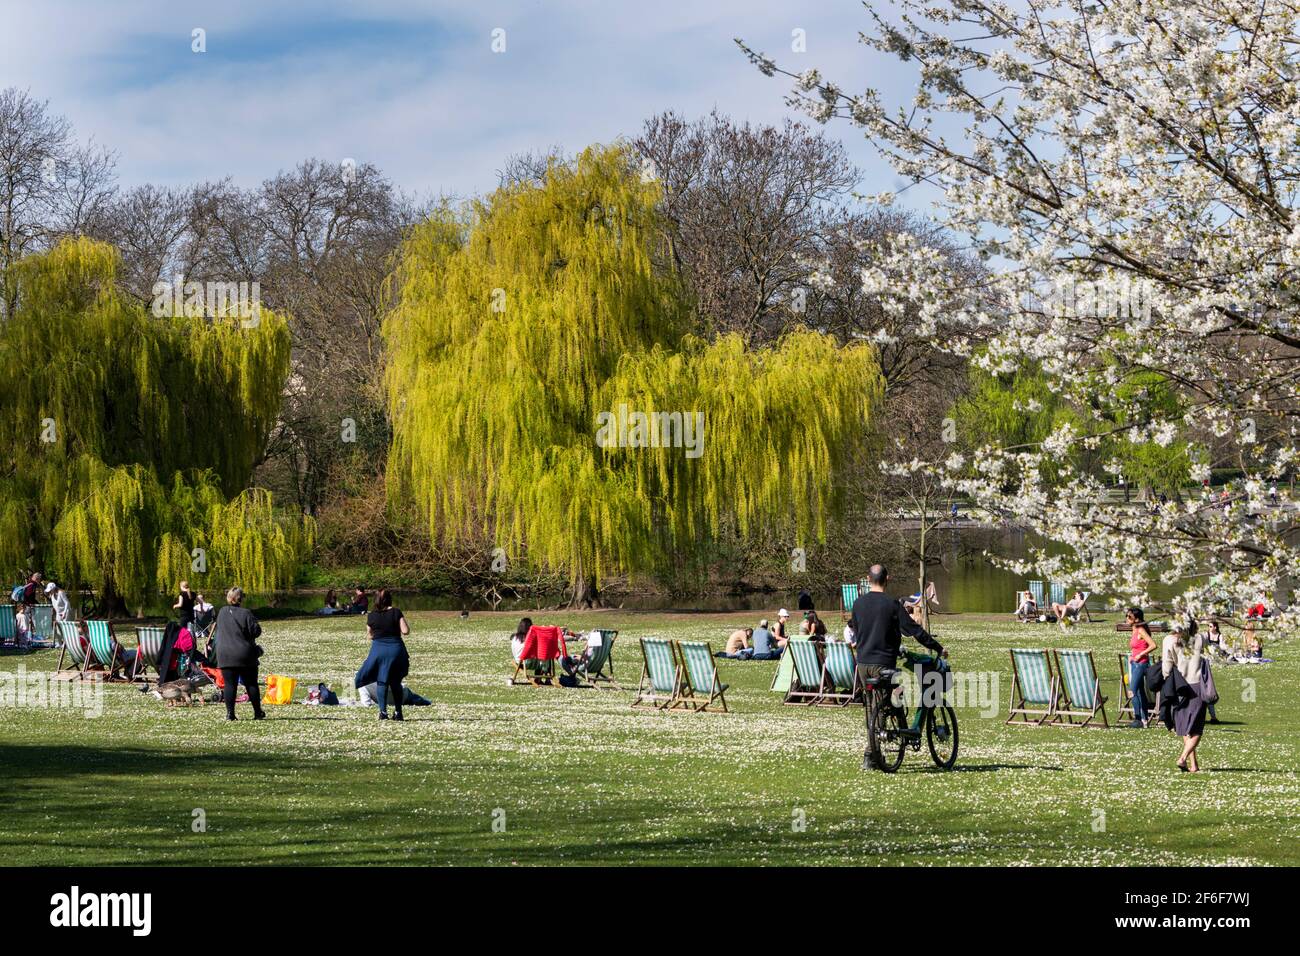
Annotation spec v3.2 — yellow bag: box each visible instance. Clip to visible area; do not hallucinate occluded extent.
[264,674,297,705]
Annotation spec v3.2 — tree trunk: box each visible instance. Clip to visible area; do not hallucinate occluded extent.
[571,573,601,609]
[98,582,131,620]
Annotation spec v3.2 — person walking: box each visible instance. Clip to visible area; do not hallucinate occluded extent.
[1126,607,1157,728]
[212,587,265,721]
[1159,620,1207,772]
[355,588,411,721]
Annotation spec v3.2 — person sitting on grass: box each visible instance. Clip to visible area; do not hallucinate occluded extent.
[750,620,780,660]
[347,587,370,614]
[317,589,341,615]
[1051,591,1086,630]
[773,609,792,648]
[805,610,828,640]
[723,627,752,656]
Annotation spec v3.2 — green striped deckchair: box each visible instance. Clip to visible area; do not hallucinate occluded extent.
[821,640,861,706]
[840,583,860,612]
[632,637,681,709]
[134,626,167,682]
[1049,582,1066,607]
[769,649,795,693]
[29,605,54,642]
[56,621,89,675]
[1006,648,1058,725]
[676,640,728,712]
[575,629,619,688]
[0,605,14,644]
[1054,649,1109,727]
[783,639,825,705]
[1117,652,1139,721]
[85,619,136,680]
[1028,581,1045,608]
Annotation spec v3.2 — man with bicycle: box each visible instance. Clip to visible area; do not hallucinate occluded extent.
[851,565,945,769]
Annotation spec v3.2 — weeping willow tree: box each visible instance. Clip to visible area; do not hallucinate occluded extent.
[385,145,882,605]
[0,237,312,614]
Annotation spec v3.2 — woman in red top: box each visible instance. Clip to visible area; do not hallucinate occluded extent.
[1126,607,1157,728]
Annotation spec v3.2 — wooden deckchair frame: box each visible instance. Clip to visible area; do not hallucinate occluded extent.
[675,641,728,712]
[632,637,682,709]
[819,641,862,706]
[1052,649,1109,728]
[85,620,134,681]
[782,639,826,705]
[1006,649,1058,725]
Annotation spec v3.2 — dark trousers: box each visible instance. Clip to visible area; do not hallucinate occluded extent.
[375,679,403,717]
[220,666,263,719]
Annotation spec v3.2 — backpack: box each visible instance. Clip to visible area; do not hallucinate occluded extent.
[9,584,25,603]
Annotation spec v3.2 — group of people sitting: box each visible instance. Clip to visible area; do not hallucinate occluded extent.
[316,587,372,616]
[1015,589,1087,629]
[507,617,609,684]
[719,608,845,659]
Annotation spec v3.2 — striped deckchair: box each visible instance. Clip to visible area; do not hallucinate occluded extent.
[821,640,861,706]
[134,626,168,682]
[676,641,728,712]
[783,639,825,705]
[0,605,14,644]
[1028,581,1045,608]
[840,583,860,612]
[1078,591,1093,622]
[85,619,137,680]
[574,629,620,688]
[1049,582,1066,607]
[29,606,55,642]
[56,621,90,676]
[1117,652,1138,721]
[1006,648,1058,725]
[632,637,681,709]
[1054,649,1109,727]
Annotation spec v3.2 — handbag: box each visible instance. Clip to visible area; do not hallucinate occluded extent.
[1199,658,1219,705]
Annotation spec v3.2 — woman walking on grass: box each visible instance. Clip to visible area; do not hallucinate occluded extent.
[356,588,411,721]
[1160,620,1207,773]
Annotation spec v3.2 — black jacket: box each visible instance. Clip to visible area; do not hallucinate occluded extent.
[1155,666,1197,732]
[213,605,263,669]
[851,590,943,668]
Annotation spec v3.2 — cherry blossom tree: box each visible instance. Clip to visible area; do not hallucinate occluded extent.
[741,0,1300,634]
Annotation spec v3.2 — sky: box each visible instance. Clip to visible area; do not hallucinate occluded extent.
[0,0,923,204]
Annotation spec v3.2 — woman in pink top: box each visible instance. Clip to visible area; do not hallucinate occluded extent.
[1126,607,1157,728]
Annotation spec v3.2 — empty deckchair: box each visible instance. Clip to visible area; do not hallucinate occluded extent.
[56,621,90,676]
[676,641,728,712]
[510,625,566,686]
[1006,648,1058,725]
[1049,582,1066,607]
[29,606,55,643]
[783,639,826,705]
[1028,580,1045,608]
[840,582,860,612]
[821,640,861,706]
[1054,649,1109,727]
[0,605,14,645]
[134,626,168,683]
[769,648,795,693]
[85,619,138,681]
[632,637,681,709]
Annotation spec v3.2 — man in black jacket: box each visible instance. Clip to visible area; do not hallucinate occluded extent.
[851,565,944,768]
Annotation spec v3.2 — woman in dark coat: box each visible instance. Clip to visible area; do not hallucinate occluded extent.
[213,587,265,720]
[355,588,411,720]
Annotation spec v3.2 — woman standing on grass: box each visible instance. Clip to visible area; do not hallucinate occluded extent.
[356,588,411,721]
[1126,607,1157,728]
[1160,620,1206,772]
[213,587,265,721]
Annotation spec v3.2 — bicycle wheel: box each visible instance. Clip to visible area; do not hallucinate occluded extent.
[867,690,907,773]
[926,705,959,770]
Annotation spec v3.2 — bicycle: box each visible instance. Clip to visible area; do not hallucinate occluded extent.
[862,647,958,772]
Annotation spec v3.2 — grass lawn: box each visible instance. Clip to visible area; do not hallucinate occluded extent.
[1,610,1296,865]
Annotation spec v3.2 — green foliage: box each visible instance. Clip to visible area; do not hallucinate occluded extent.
[385,145,882,591]
[0,237,311,606]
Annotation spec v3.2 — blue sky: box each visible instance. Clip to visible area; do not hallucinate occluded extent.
[1,0,922,204]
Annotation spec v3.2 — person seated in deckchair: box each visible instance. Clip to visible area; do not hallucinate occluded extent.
[840,618,857,647]
[1051,591,1086,630]
[510,617,533,662]
[562,628,607,676]
[1015,593,1038,622]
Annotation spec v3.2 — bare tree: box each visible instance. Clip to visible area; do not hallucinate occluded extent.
[0,87,116,318]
